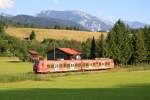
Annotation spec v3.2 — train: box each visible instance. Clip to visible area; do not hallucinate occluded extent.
[33,58,114,73]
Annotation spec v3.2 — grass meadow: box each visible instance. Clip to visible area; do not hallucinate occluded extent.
[6,27,106,41]
[0,61,150,100]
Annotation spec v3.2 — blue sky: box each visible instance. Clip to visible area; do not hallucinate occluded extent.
[0,0,150,24]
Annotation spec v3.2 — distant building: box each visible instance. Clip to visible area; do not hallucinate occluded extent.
[28,50,40,61]
[47,48,85,60]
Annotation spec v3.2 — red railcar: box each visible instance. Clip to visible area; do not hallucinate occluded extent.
[34,58,114,73]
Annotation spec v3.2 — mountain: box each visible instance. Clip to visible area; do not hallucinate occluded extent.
[0,11,148,31]
[37,10,112,31]
[124,21,148,29]
[0,14,87,30]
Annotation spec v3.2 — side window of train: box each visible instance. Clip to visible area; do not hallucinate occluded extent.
[78,64,81,67]
[42,62,44,67]
[76,63,80,67]
[90,62,93,66]
[64,63,67,67]
[105,62,107,66]
[60,64,62,67]
[108,62,110,66]
[54,63,59,70]
[106,62,109,66]
[67,64,70,67]
[99,62,101,66]
[86,63,89,67]
[47,65,51,68]
[84,63,86,67]
[75,64,78,67]
[51,64,54,68]
[107,62,109,66]
[93,63,96,66]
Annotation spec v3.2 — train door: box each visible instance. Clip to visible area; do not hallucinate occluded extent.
[54,63,59,71]
[89,62,93,69]
[70,63,75,70]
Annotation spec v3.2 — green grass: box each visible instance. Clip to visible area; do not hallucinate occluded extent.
[0,61,150,100]
[0,61,32,75]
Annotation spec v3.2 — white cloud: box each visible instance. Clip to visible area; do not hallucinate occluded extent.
[0,0,14,9]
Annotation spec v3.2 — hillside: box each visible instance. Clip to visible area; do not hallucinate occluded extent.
[0,15,87,31]
[6,27,106,41]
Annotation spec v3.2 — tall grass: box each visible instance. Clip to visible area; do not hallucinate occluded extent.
[0,61,149,83]
[0,73,52,83]
[0,72,92,83]
[123,63,150,72]
[6,27,105,41]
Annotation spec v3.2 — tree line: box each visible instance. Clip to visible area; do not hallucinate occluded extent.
[82,20,150,65]
[0,19,150,65]
[0,20,83,61]
[0,17,85,31]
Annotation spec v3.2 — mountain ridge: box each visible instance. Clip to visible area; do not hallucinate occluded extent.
[0,11,149,31]
[0,14,88,31]
[37,10,112,31]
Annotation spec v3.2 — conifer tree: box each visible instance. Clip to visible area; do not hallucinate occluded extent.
[90,36,98,59]
[0,20,5,35]
[143,26,150,62]
[29,30,36,40]
[131,29,146,63]
[107,20,132,64]
[98,34,106,58]
[81,38,92,59]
